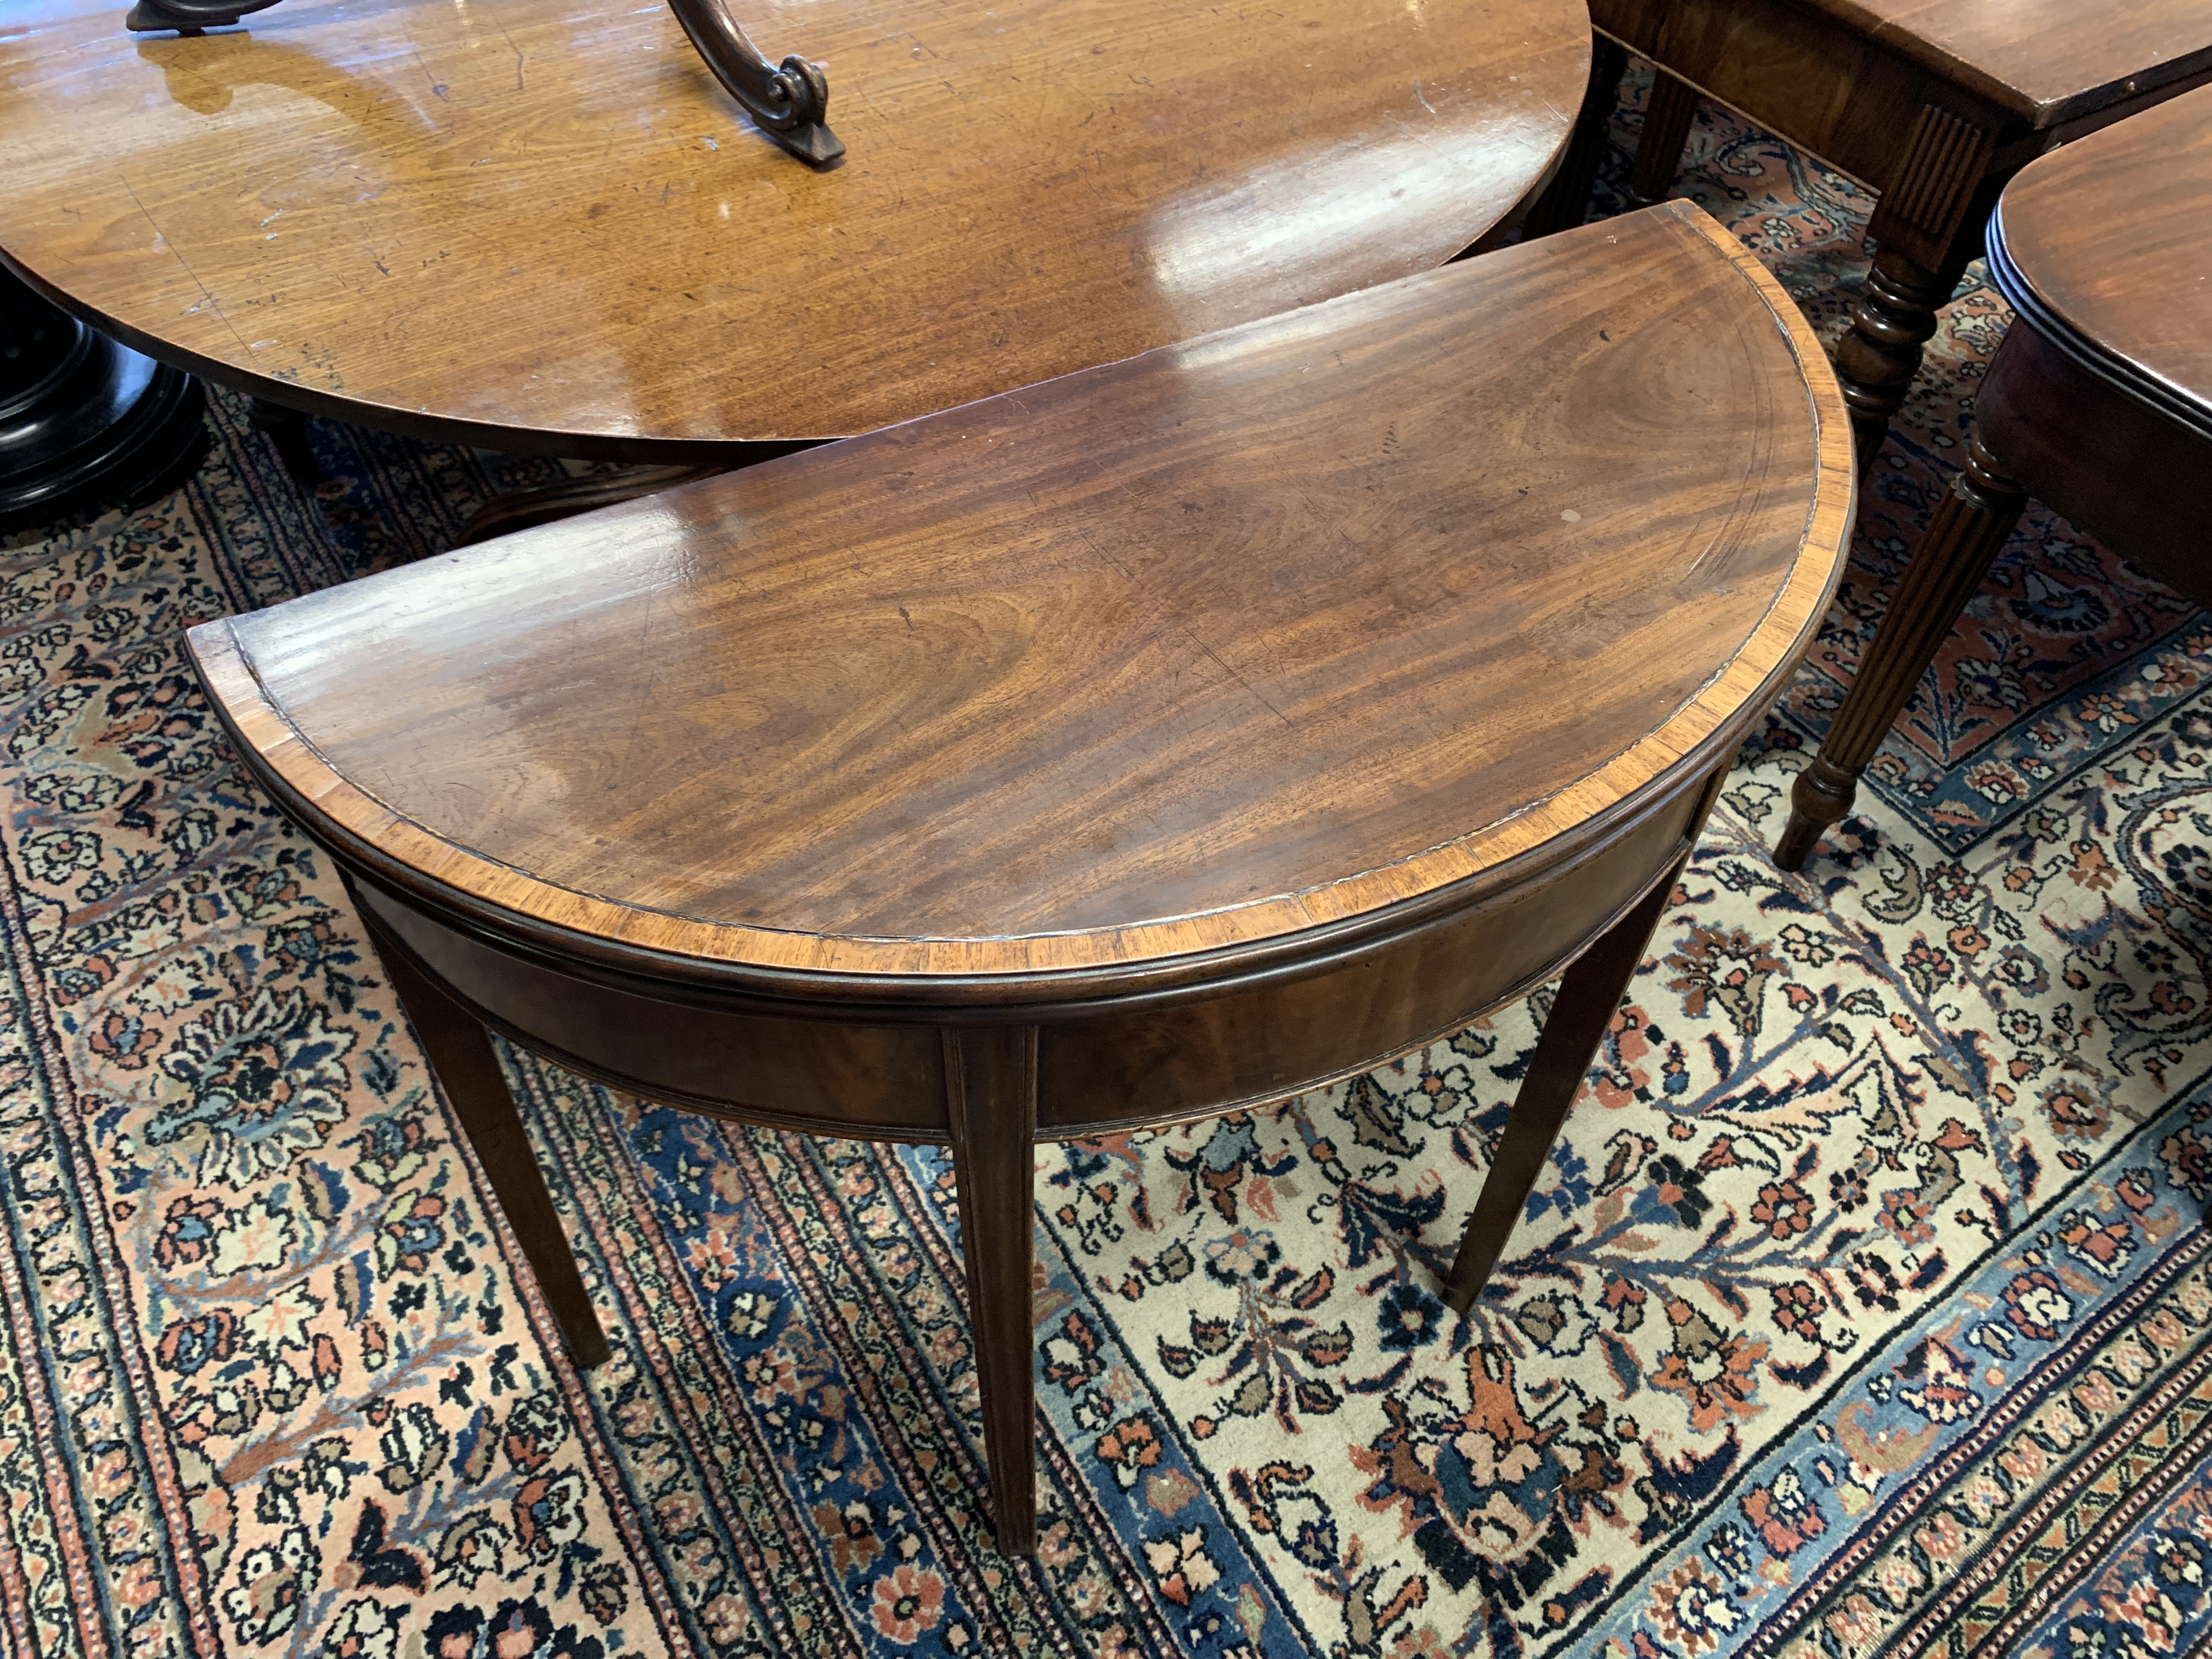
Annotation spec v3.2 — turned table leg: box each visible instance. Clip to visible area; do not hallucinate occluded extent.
[352,894,612,1370]
[1520,36,1629,240]
[1444,843,1696,1313]
[1627,69,1701,207]
[1832,105,1999,475]
[1774,435,2027,871]
[1833,247,1960,477]
[943,1026,1040,1554]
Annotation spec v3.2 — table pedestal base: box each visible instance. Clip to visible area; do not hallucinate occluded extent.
[1,268,206,532]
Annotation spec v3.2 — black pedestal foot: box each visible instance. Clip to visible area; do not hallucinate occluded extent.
[1,268,207,533]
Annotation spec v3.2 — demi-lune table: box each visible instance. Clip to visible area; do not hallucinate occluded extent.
[1,0,1590,514]
[188,201,1854,1552]
[1775,82,2212,870]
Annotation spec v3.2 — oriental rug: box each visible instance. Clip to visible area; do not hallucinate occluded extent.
[3,64,2211,1659]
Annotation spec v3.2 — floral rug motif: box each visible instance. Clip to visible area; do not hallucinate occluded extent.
[3,61,2211,1659]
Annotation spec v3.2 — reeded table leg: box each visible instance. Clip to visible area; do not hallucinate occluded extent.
[354,894,612,1370]
[1832,104,1999,476]
[943,1026,1040,1554]
[1774,435,2027,871]
[1444,847,1693,1313]
[1520,36,1628,240]
[1628,69,1701,207]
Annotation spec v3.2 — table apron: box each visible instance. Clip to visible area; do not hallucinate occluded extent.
[345,770,1709,1144]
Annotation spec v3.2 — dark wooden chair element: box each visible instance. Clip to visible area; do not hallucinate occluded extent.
[1774,84,2212,871]
[188,201,1854,1555]
[1527,0,2212,473]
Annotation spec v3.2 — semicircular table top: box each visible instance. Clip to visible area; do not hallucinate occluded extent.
[0,0,1589,457]
[190,202,1855,994]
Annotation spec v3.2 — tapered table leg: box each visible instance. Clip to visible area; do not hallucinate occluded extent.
[1774,435,2027,871]
[1444,847,1694,1313]
[1628,69,1701,207]
[943,1025,1040,1554]
[1520,36,1629,240]
[353,892,612,1370]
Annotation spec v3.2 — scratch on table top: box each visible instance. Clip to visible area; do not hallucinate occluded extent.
[120,174,255,359]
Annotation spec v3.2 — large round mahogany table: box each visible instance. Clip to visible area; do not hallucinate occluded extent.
[0,0,1589,470]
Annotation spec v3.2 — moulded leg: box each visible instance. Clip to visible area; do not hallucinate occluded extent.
[1444,849,1691,1313]
[1628,69,1700,207]
[944,1025,1041,1554]
[1833,248,1952,477]
[1774,436,2028,871]
[1520,36,1629,240]
[356,894,612,1370]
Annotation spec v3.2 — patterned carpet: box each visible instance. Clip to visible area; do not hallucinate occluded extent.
[5,62,2212,1659]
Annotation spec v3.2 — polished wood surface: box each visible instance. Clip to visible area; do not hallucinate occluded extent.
[1993,83,2212,420]
[191,202,1857,1550]
[1789,0,2212,124]
[1577,0,2212,471]
[1774,84,2212,870]
[1595,0,2212,184]
[195,203,1849,983]
[0,0,1588,458]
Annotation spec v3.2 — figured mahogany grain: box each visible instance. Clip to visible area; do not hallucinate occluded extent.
[194,202,1850,982]
[0,0,1587,456]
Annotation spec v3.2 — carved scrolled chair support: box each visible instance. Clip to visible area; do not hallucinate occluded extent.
[126,0,282,31]
[668,0,844,166]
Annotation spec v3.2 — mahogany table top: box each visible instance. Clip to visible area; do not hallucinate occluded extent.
[0,0,1588,457]
[189,202,1854,992]
[1797,0,2212,124]
[1991,81,2212,428]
